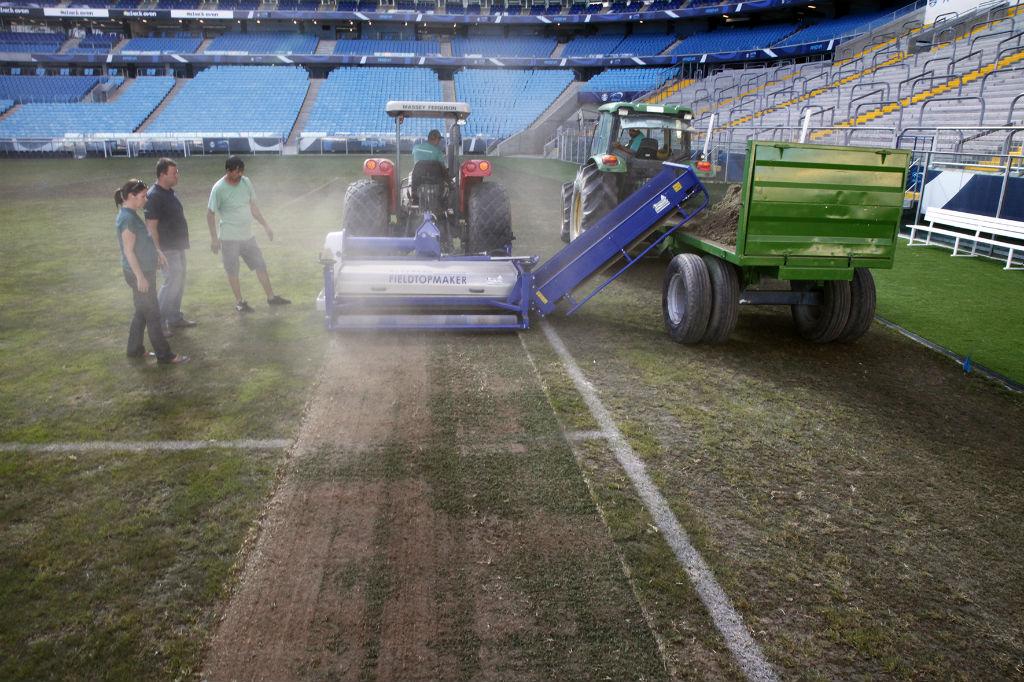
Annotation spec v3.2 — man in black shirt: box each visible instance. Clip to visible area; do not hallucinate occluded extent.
[145,158,196,332]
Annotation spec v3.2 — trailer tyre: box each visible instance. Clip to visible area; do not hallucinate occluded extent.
[701,255,740,343]
[560,181,573,243]
[791,279,852,343]
[569,163,617,241]
[466,182,512,254]
[663,254,712,344]
[341,179,389,236]
[836,268,876,343]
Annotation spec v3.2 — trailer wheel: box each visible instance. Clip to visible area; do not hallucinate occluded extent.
[466,182,512,254]
[663,254,712,344]
[569,163,617,241]
[837,268,876,343]
[341,179,389,236]
[701,255,740,343]
[791,279,852,343]
[560,181,573,243]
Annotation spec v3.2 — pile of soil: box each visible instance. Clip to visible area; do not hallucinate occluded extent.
[682,183,742,247]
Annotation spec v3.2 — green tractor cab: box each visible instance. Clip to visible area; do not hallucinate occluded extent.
[341,100,513,255]
[561,101,697,243]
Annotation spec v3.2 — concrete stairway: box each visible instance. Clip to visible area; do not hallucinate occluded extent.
[316,39,336,55]
[197,37,213,53]
[442,79,456,102]
[136,78,187,132]
[60,37,80,54]
[550,41,566,58]
[285,78,323,150]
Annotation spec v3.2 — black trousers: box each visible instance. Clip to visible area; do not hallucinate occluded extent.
[124,270,173,361]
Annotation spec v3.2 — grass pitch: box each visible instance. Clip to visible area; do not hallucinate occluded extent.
[1,155,1022,680]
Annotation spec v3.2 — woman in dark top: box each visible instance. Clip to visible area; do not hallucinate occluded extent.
[115,179,189,365]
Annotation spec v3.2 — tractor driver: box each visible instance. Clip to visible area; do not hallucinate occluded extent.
[614,127,646,156]
[410,128,449,193]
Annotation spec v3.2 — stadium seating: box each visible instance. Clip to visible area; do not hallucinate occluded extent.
[120,36,203,53]
[0,75,102,104]
[333,39,441,56]
[560,35,624,58]
[670,23,795,55]
[581,67,676,94]
[613,34,674,55]
[0,31,65,54]
[777,12,886,46]
[304,67,442,136]
[0,77,173,137]
[455,68,573,139]
[278,0,322,9]
[452,35,555,58]
[70,33,122,55]
[0,99,12,117]
[147,66,308,138]
[205,32,319,54]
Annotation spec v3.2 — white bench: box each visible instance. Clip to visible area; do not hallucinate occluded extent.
[904,207,1024,270]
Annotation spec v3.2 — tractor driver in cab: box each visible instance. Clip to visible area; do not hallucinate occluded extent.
[411,129,448,189]
[614,128,646,156]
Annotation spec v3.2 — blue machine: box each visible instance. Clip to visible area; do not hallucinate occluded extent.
[318,162,708,331]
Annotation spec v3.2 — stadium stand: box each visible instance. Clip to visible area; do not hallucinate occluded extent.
[613,34,674,56]
[332,39,441,56]
[205,32,319,54]
[147,65,307,138]
[146,66,308,138]
[670,23,795,55]
[0,99,13,117]
[70,33,122,55]
[0,77,173,137]
[0,75,102,104]
[452,35,555,58]
[304,67,442,137]
[455,68,573,140]
[560,35,624,58]
[581,67,676,94]
[278,0,322,9]
[0,31,65,54]
[777,12,888,46]
[120,36,203,53]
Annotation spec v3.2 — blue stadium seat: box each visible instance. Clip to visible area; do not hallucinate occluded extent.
[0,77,173,137]
[581,67,675,94]
[70,33,122,55]
[0,31,65,54]
[147,66,308,138]
[777,12,886,46]
[0,75,102,103]
[561,35,623,58]
[333,39,440,56]
[670,23,795,54]
[452,35,555,58]
[455,68,573,140]
[0,99,13,117]
[304,67,442,137]
[205,32,319,54]
[613,34,673,55]
[120,36,203,53]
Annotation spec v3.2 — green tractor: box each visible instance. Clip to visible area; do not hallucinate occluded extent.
[341,100,513,254]
[561,101,696,243]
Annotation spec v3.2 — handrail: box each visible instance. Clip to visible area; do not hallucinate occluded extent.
[799,104,836,127]
[972,28,1017,56]
[995,31,1024,59]
[899,73,945,99]
[921,55,952,76]
[948,49,984,83]
[850,80,892,104]
[1006,92,1024,124]
[918,96,986,127]
[852,99,899,128]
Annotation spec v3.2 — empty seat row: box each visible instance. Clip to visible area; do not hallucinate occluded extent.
[452,35,555,58]
[670,23,796,55]
[0,31,65,54]
[205,32,319,54]
[0,77,173,137]
[581,66,675,93]
[304,67,442,136]
[332,39,440,56]
[120,36,202,54]
[455,68,573,139]
[147,66,307,138]
[778,12,887,46]
[0,75,102,104]
[561,33,674,58]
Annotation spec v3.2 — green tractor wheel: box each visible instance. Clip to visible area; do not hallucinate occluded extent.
[341,179,389,236]
[466,182,512,254]
[569,163,618,241]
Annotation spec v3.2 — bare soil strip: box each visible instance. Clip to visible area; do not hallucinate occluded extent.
[202,333,667,681]
[0,439,292,454]
[538,321,778,682]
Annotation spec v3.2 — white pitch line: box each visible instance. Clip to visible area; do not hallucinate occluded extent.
[0,439,292,454]
[538,320,778,682]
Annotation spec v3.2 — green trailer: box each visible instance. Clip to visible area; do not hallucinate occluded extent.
[662,140,911,344]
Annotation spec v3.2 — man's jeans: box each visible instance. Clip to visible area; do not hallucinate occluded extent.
[158,249,187,325]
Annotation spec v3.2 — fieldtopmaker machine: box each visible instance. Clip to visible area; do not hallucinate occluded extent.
[318,160,710,331]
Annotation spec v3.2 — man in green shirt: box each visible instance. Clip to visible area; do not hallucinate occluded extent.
[411,129,446,166]
[207,156,290,313]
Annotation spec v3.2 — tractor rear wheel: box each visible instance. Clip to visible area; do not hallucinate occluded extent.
[466,182,512,254]
[791,279,852,343]
[837,268,876,343]
[560,181,573,243]
[662,253,712,344]
[341,179,388,236]
[701,255,740,343]
[569,163,618,241]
